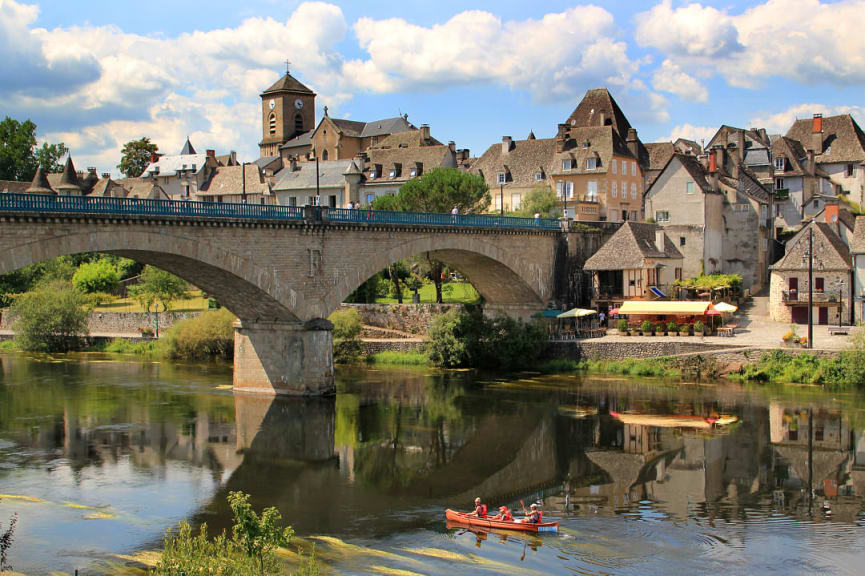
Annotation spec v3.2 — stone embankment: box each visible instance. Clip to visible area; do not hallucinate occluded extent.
[339,303,457,334]
[0,309,200,335]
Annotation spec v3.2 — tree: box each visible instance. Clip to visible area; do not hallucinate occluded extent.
[117,137,158,178]
[72,259,120,294]
[0,116,68,182]
[128,266,187,337]
[11,279,89,352]
[228,490,294,576]
[515,186,562,218]
[393,168,490,302]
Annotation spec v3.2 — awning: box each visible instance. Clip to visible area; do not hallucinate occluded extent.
[557,308,597,319]
[617,301,713,315]
[532,309,562,319]
[714,302,738,313]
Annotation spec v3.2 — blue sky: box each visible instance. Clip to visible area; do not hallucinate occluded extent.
[3,0,864,174]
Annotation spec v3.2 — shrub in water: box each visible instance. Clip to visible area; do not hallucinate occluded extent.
[11,279,88,352]
[159,308,235,361]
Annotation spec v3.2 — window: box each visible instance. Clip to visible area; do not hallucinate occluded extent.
[686,181,695,195]
[183,185,190,198]
[815,277,825,292]
[631,210,638,221]
[369,168,377,179]
[733,203,749,212]
[329,195,337,208]
[390,169,397,178]
[680,236,686,247]
[826,146,831,155]
[775,157,785,171]
[631,162,636,176]
[586,157,597,170]
[556,181,574,198]
[631,183,637,200]
[535,171,543,181]
[494,195,502,209]
[321,149,329,161]
[562,159,574,171]
[622,210,629,221]
[587,181,598,201]
[497,172,506,184]
[656,210,670,222]
[675,267,682,281]
[410,168,417,177]
[775,177,785,190]
[848,164,855,177]
[216,195,223,203]
[611,159,617,174]
[366,193,375,204]
[511,193,521,210]
[307,195,317,206]
[289,197,297,207]
[295,113,303,132]
[268,112,277,135]
[260,197,265,204]
[611,181,617,198]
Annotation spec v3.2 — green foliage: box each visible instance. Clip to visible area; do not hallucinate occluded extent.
[675,273,743,294]
[395,167,490,214]
[115,257,144,280]
[370,194,400,211]
[345,273,388,304]
[0,340,18,352]
[427,306,546,370]
[694,320,705,334]
[228,490,294,576]
[536,358,582,373]
[98,338,158,355]
[365,351,429,365]
[514,186,562,218]
[72,259,120,294]
[329,308,362,339]
[129,266,187,313]
[617,319,629,332]
[667,321,678,333]
[0,116,67,181]
[118,136,159,178]
[578,357,681,378]
[678,324,690,334]
[159,309,235,361]
[10,279,88,352]
[640,320,652,333]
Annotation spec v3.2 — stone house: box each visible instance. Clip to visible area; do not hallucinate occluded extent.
[850,215,865,323]
[583,221,683,311]
[357,141,457,205]
[786,114,865,207]
[195,164,273,204]
[644,150,772,291]
[768,205,853,325]
[470,134,557,212]
[270,159,361,208]
[139,138,221,199]
[769,136,836,234]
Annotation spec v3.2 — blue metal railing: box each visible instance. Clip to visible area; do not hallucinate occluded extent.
[0,193,560,230]
[328,207,560,230]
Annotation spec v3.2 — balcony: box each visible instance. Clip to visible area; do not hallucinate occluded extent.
[773,189,790,200]
[782,290,840,305]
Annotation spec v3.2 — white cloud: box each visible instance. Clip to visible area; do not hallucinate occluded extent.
[664,123,717,145]
[748,103,865,134]
[637,0,865,89]
[344,6,643,102]
[651,59,708,102]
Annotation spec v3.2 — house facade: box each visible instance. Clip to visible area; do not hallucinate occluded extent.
[583,222,683,311]
[851,215,865,323]
[769,205,853,325]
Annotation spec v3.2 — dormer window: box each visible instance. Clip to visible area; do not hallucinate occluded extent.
[411,163,423,178]
[369,168,377,179]
[586,157,597,170]
[562,159,574,171]
[497,172,506,184]
[390,169,396,178]
[410,167,417,177]
[775,157,785,171]
[535,171,543,181]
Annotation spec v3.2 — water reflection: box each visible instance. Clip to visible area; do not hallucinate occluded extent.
[2,355,865,574]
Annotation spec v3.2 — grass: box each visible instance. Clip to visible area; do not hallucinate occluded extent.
[0,339,19,351]
[365,350,430,365]
[375,282,480,305]
[90,338,159,355]
[92,290,211,313]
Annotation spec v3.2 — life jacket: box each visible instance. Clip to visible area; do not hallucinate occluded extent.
[502,511,513,521]
[537,510,543,523]
[476,504,487,517]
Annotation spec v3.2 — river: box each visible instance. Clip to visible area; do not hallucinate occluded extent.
[1,353,864,575]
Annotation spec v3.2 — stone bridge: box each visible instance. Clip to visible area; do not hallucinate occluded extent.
[0,198,613,395]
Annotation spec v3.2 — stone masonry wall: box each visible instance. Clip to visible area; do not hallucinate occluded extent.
[545,340,737,361]
[339,303,458,335]
[1,308,201,334]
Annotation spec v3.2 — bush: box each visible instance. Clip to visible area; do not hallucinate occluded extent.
[72,259,120,294]
[329,309,361,340]
[159,309,235,361]
[667,321,678,333]
[617,319,629,333]
[694,321,705,335]
[11,279,88,352]
[640,320,652,333]
[427,306,546,371]
[85,291,117,308]
[655,323,665,334]
[679,324,691,335]
[366,351,429,365]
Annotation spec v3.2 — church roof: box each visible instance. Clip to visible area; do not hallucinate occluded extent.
[26,165,54,194]
[180,137,196,155]
[261,72,315,96]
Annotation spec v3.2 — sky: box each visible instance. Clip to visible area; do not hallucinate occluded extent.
[2,0,865,176]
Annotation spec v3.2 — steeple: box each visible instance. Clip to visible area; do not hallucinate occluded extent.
[54,156,81,195]
[26,165,54,194]
[180,137,197,156]
[527,130,536,140]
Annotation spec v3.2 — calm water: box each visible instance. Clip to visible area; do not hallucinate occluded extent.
[1,354,865,575]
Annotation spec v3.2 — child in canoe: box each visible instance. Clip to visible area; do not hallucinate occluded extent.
[490,506,514,522]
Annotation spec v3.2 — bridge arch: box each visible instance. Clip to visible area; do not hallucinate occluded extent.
[0,229,300,323]
[322,233,551,316]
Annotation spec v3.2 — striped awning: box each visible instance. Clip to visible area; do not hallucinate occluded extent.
[617,301,713,315]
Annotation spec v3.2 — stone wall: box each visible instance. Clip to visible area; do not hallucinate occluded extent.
[1,309,201,334]
[361,340,425,355]
[339,303,458,335]
[546,340,738,361]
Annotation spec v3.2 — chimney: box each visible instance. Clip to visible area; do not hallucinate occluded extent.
[709,150,718,173]
[556,124,570,152]
[626,128,638,160]
[598,111,605,126]
[230,151,237,165]
[825,203,839,224]
[206,149,216,158]
[354,153,366,172]
[101,172,110,179]
[715,146,726,173]
[448,141,456,153]
[420,124,430,143]
[457,149,470,163]
[289,156,297,172]
[807,149,816,176]
[811,113,823,153]
[501,136,513,155]
[736,130,745,162]
[655,228,666,253]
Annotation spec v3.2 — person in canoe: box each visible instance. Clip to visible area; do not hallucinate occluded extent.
[490,506,514,522]
[517,503,541,524]
[468,497,487,517]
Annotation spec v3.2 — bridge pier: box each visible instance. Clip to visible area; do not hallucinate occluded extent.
[233,320,335,396]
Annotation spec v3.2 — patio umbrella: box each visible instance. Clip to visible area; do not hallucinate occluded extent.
[714,302,738,313]
[532,309,562,319]
[610,307,620,315]
[557,308,597,318]
[705,309,722,316]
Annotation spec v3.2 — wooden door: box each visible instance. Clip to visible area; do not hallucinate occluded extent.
[819,307,828,325]
[792,306,808,324]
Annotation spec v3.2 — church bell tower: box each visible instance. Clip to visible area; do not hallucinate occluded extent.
[259,64,316,157]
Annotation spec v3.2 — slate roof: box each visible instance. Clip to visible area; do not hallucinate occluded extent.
[771,136,810,176]
[706,125,770,151]
[552,125,635,176]
[198,165,269,196]
[215,153,238,167]
[772,220,851,270]
[744,148,771,167]
[736,164,771,204]
[279,131,312,150]
[142,154,208,178]
[115,177,156,199]
[55,157,81,193]
[851,215,865,254]
[26,166,53,194]
[644,142,675,172]
[584,222,683,271]
[0,180,29,193]
[180,137,196,155]
[360,117,415,138]
[565,88,632,140]
[261,72,315,96]
[785,114,865,163]
[271,160,354,191]
[470,137,557,188]
[673,138,701,155]
[371,129,442,149]
[88,177,127,198]
[364,145,455,183]
[330,118,367,137]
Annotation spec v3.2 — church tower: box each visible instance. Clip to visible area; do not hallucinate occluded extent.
[259,67,316,157]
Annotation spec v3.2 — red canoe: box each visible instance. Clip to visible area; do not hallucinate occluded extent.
[445,509,558,533]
